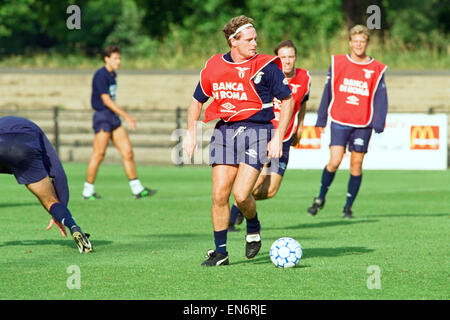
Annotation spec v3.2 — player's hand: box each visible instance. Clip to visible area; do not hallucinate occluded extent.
[267,131,283,159]
[125,115,136,131]
[183,130,198,159]
[374,128,383,134]
[291,129,303,147]
[46,218,67,237]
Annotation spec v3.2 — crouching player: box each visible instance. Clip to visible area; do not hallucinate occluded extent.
[229,40,311,231]
[0,116,93,253]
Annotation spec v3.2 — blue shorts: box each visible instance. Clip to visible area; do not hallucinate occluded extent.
[209,120,273,171]
[330,122,372,153]
[0,133,48,184]
[93,110,121,134]
[267,138,292,176]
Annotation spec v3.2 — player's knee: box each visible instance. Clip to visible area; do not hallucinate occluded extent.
[266,185,279,199]
[122,149,134,161]
[327,161,340,172]
[350,162,363,175]
[93,151,106,162]
[212,188,230,206]
[233,192,251,206]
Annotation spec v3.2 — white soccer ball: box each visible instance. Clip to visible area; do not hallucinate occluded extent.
[270,237,302,268]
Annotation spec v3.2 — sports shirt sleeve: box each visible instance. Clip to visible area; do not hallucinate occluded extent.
[93,71,110,96]
[266,62,291,101]
[370,75,388,133]
[315,67,331,127]
[193,82,209,103]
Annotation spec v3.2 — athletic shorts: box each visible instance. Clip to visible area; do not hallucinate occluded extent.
[267,137,292,176]
[209,120,273,171]
[0,133,48,184]
[330,122,373,153]
[93,110,121,134]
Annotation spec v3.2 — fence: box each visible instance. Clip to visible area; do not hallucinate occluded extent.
[1,107,449,167]
[0,107,191,165]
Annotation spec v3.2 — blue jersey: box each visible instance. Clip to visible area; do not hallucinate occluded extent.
[0,116,69,206]
[91,66,117,111]
[316,63,388,133]
[193,52,291,123]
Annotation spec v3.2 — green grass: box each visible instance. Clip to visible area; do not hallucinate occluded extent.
[0,164,448,300]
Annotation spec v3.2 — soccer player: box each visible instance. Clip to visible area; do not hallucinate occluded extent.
[82,45,155,200]
[307,25,388,219]
[0,116,93,253]
[183,15,294,266]
[229,40,311,231]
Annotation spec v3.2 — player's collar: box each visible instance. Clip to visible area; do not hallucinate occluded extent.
[346,54,374,65]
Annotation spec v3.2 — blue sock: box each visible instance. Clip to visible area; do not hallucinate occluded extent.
[214,229,228,255]
[318,167,336,199]
[345,174,362,208]
[246,212,260,234]
[229,204,241,224]
[49,203,78,230]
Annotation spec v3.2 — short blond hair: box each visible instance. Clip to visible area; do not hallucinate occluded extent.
[349,25,370,41]
[223,15,254,47]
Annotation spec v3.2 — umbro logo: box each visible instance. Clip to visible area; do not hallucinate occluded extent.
[235,67,250,79]
[354,138,365,146]
[346,95,359,105]
[221,102,236,110]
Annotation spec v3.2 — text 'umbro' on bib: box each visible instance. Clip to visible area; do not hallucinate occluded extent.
[329,54,387,127]
[200,54,282,123]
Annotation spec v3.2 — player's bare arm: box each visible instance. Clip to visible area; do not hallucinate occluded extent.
[268,95,294,158]
[183,98,203,158]
[100,93,136,130]
[292,101,307,146]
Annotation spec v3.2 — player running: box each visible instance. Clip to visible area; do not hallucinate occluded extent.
[0,116,93,253]
[82,45,155,200]
[183,16,294,266]
[307,25,388,219]
[229,40,311,231]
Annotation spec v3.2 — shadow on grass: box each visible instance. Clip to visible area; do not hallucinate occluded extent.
[367,212,449,218]
[0,202,40,208]
[263,219,378,231]
[0,239,112,249]
[232,246,374,266]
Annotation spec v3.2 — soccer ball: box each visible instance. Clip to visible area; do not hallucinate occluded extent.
[270,237,302,268]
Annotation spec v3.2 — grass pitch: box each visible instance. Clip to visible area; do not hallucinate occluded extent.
[0,163,448,300]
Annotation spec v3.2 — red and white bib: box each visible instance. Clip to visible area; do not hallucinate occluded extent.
[329,54,387,127]
[200,54,282,123]
[272,68,311,141]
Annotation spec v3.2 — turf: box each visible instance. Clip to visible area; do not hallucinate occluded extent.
[0,163,448,300]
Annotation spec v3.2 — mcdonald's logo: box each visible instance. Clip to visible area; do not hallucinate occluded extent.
[293,126,321,149]
[410,126,439,150]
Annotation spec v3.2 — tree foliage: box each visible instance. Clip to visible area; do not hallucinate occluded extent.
[0,0,447,58]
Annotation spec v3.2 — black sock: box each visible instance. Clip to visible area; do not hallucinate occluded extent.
[49,203,77,230]
[319,167,336,199]
[246,212,260,234]
[345,174,362,208]
[214,229,228,255]
[229,204,241,224]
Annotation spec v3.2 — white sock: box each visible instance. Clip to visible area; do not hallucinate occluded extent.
[129,179,144,195]
[246,233,261,243]
[82,182,95,197]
